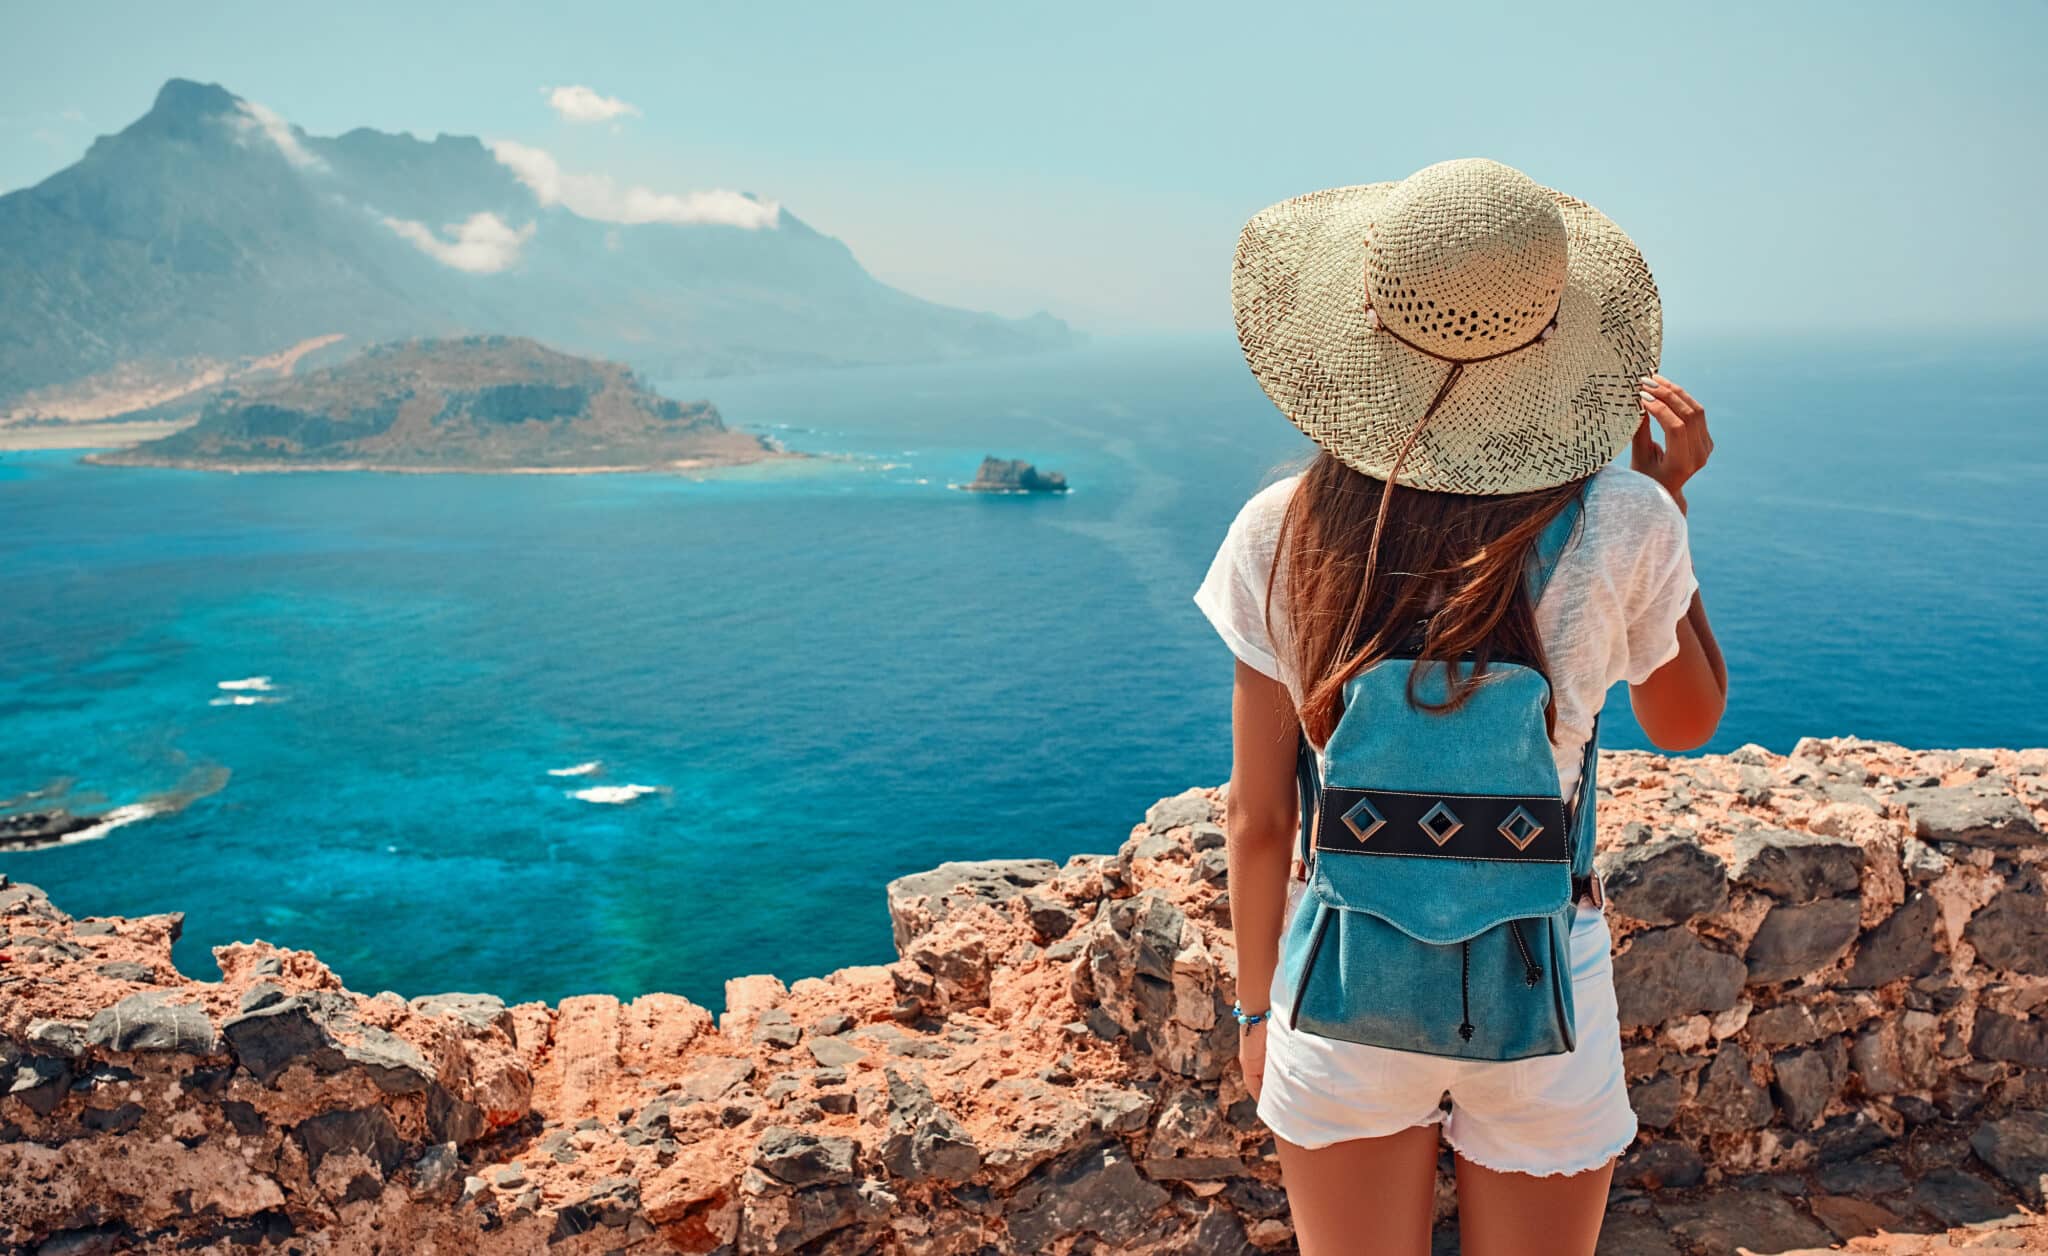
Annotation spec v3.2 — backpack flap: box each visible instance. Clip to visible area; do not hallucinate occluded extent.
[1307,661,1573,943]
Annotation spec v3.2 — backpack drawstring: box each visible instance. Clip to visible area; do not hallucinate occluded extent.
[1457,941,1474,1042]
[1507,921,1544,988]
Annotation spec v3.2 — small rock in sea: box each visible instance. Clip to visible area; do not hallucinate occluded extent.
[955,456,1069,494]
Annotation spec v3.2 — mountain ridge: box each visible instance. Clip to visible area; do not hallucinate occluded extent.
[0,78,1077,417]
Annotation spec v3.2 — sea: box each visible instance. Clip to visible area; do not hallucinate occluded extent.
[3,334,2044,1010]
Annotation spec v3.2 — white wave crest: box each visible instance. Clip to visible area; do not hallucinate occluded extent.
[218,677,276,691]
[209,695,283,707]
[567,784,658,805]
[547,761,603,778]
[60,803,165,846]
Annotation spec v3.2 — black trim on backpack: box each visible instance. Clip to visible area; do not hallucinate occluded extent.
[1312,785,1569,864]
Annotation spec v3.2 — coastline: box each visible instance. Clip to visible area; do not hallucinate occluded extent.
[72,448,802,476]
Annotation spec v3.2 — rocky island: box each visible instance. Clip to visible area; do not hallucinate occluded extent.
[4,737,2048,1253]
[86,337,787,474]
[954,457,1069,494]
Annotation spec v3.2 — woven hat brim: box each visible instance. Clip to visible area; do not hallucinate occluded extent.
[1232,183,1661,495]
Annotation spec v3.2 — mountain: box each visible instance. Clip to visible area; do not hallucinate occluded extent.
[0,79,1077,418]
[88,336,781,472]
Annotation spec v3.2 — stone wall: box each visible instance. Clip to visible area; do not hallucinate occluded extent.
[3,738,2046,1253]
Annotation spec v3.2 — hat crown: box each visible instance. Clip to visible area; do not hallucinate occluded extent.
[1363,159,1570,362]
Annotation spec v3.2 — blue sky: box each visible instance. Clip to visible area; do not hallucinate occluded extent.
[4,1,2043,336]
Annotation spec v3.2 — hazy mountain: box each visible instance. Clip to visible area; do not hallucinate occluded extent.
[0,79,1076,416]
[90,336,779,471]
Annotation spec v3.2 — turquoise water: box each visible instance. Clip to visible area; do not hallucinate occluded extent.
[3,335,2044,1008]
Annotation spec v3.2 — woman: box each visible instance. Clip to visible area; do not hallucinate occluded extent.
[1195,159,1728,1255]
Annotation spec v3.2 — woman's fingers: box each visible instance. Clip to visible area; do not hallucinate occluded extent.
[1640,390,1686,437]
[1632,412,1660,465]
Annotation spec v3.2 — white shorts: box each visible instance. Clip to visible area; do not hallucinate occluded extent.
[1258,881,1637,1177]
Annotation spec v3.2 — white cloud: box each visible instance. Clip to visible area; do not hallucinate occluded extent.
[489,139,779,230]
[229,99,327,172]
[382,212,535,273]
[545,85,640,124]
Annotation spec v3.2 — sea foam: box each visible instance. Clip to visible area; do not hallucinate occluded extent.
[217,676,276,692]
[547,761,603,777]
[567,784,658,805]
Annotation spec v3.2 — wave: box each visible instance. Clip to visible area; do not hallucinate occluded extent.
[217,676,276,692]
[547,760,603,778]
[209,694,284,707]
[2,763,229,853]
[567,784,659,805]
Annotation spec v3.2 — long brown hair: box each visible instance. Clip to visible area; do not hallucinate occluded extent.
[1267,451,1585,748]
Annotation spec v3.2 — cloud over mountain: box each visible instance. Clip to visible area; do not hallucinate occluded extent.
[228,99,326,171]
[545,85,639,124]
[381,211,535,273]
[488,139,778,229]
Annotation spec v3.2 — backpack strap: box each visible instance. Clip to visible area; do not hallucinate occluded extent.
[1293,728,1321,877]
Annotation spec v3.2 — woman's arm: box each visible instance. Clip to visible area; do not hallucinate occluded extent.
[1225,658,1301,1099]
[1627,374,1729,751]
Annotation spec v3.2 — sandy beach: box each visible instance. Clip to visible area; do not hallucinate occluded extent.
[0,420,197,451]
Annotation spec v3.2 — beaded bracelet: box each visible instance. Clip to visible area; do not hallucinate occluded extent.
[1232,1001,1269,1029]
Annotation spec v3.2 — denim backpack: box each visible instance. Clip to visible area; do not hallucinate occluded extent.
[1274,495,1600,1061]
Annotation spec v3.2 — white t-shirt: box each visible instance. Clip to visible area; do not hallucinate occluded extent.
[1193,466,1698,800]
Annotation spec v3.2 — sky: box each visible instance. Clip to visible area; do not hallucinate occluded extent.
[3,1,2044,337]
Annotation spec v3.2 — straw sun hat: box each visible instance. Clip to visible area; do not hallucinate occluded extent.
[1232,158,1661,496]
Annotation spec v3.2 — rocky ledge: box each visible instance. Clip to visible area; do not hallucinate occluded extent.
[4,738,2048,1254]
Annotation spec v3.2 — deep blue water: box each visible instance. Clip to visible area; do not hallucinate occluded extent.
[3,335,2044,1008]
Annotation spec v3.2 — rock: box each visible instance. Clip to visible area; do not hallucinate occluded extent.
[551,1177,641,1241]
[958,457,1069,494]
[1895,783,2041,846]
[1593,1213,1684,1256]
[754,1126,858,1187]
[807,1036,863,1069]
[1972,1110,2048,1206]
[1730,829,1864,901]
[1908,1166,2020,1226]
[1145,792,1216,834]
[812,1012,855,1037]
[1614,1140,1705,1189]
[92,962,155,984]
[1745,897,1862,983]
[1964,872,2048,976]
[1595,838,1728,924]
[1817,1154,1909,1195]
[221,996,341,1084]
[1845,891,1942,987]
[1748,1002,1827,1048]
[885,858,1058,951]
[408,992,513,1035]
[83,993,216,1055]
[1817,1109,1899,1161]
[1612,927,1747,1028]
[1970,1011,2048,1068]
[342,1025,436,1094]
[409,1143,463,1203]
[1090,1087,1154,1135]
[1023,894,1078,942]
[7,1055,72,1115]
[238,983,288,1013]
[79,1102,145,1134]
[1630,1074,1683,1129]
[1005,1141,1170,1250]
[1808,1194,1905,1243]
[1849,1011,1941,1094]
[1772,1039,1848,1129]
[25,1019,89,1058]
[878,1068,980,1184]
[1659,1190,1833,1253]
[1695,1043,1774,1133]
[295,1106,405,1177]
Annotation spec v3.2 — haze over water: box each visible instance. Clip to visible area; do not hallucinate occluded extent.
[3,334,2043,1008]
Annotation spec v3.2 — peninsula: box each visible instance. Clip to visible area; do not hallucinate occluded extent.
[87,337,786,474]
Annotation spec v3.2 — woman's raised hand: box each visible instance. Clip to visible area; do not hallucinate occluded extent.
[1632,374,1712,514]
